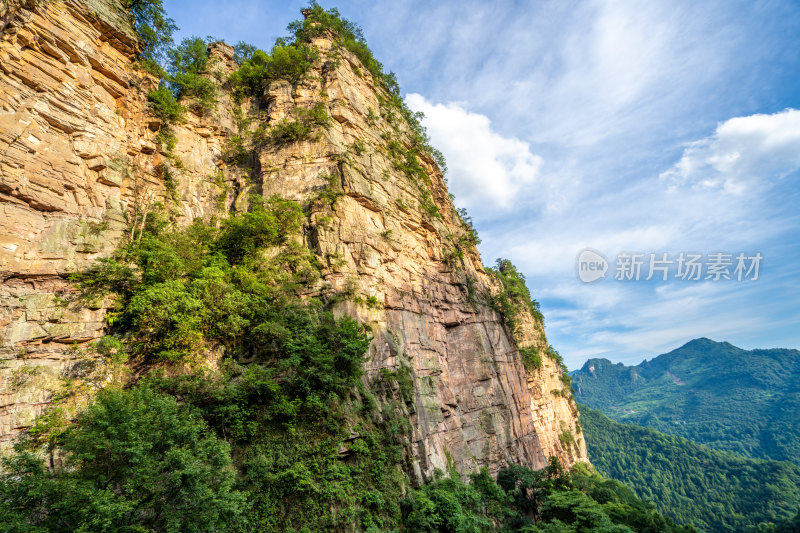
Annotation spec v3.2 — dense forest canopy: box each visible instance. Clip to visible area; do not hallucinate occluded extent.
[580,405,800,532]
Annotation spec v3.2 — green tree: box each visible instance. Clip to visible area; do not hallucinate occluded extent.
[167,36,217,111]
[0,387,244,532]
[146,85,184,123]
[125,0,176,68]
[579,404,800,531]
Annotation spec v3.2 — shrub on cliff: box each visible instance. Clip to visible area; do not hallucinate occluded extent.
[146,85,184,123]
[289,1,387,87]
[145,37,217,120]
[399,459,694,532]
[215,194,305,264]
[488,258,545,331]
[229,44,319,97]
[253,103,331,146]
[167,36,217,112]
[72,194,334,364]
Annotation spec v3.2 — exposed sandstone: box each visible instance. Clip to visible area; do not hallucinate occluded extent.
[0,0,244,450]
[0,0,588,475]
[514,309,588,464]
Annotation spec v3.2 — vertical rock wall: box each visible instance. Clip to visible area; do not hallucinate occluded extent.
[0,0,587,475]
[0,0,244,449]
[248,32,587,477]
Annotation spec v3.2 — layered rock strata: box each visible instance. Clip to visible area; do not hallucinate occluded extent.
[0,0,587,475]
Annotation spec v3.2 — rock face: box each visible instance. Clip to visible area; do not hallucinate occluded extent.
[0,0,244,450]
[514,311,587,465]
[0,0,587,476]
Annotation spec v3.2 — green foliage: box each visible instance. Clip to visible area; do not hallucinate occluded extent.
[55,194,401,530]
[519,346,543,371]
[403,107,448,174]
[559,429,576,447]
[401,469,501,531]
[289,2,447,177]
[289,2,388,87]
[385,138,442,220]
[0,386,244,532]
[548,347,572,387]
[156,161,178,198]
[214,195,304,264]
[75,195,323,363]
[154,124,177,149]
[457,207,481,246]
[166,36,217,112]
[579,404,800,532]
[572,338,800,465]
[254,103,331,146]
[400,459,691,533]
[143,37,215,118]
[487,258,545,331]
[125,0,176,66]
[769,508,800,532]
[378,365,415,404]
[224,133,250,165]
[229,44,319,97]
[168,35,209,74]
[146,85,184,123]
[126,278,202,360]
[233,41,257,64]
[224,103,329,166]
[70,256,136,299]
[147,363,406,531]
[351,139,367,155]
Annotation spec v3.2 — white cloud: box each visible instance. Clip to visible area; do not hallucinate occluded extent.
[660,108,800,194]
[405,93,543,214]
[166,0,800,367]
[546,279,774,368]
[476,108,800,368]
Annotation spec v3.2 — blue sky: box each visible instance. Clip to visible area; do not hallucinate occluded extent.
[164,0,800,368]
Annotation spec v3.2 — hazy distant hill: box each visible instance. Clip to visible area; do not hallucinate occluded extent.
[572,338,800,464]
[579,404,800,532]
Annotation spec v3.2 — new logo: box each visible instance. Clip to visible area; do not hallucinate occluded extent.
[577,249,608,283]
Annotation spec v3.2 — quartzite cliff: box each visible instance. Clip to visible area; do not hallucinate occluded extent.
[0,0,587,479]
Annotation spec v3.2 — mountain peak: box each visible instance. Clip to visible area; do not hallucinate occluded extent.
[0,0,587,481]
[681,337,718,348]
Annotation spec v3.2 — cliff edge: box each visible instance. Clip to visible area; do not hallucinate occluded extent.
[0,0,587,477]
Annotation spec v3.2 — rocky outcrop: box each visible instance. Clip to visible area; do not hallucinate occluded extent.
[514,311,588,465]
[0,0,588,475]
[0,0,245,449]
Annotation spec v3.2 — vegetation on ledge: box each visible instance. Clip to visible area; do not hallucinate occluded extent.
[0,200,687,532]
[487,258,545,330]
[1,392,692,532]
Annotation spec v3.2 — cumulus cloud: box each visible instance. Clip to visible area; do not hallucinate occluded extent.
[405,93,543,214]
[660,108,800,194]
[167,0,800,367]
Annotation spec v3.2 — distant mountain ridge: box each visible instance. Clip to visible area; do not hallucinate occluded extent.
[572,338,800,464]
[579,405,800,532]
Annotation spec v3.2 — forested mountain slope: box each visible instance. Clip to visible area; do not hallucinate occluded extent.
[573,338,800,464]
[580,405,800,532]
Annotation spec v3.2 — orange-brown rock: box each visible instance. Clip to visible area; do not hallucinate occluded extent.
[0,0,588,476]
[0,0,244,450]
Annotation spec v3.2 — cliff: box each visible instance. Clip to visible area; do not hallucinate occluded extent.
[0,0,586,478]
